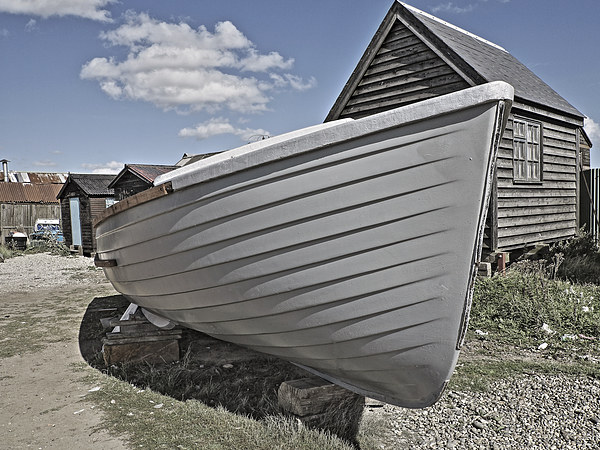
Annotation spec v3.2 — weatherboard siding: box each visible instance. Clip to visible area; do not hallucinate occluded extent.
[112,172,151,201]
[494,114,578,250]
[337,20,470,120]
[326,4,586,257]
[0,203,60,244]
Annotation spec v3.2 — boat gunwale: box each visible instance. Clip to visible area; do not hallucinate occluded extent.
[94,181,173,228]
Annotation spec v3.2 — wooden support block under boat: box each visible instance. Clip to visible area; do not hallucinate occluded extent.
[102,307,182,365]
[278,377,364,417]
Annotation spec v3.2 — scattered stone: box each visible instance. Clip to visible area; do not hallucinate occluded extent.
[222,363,233,369]
[472,420,486,430]
[364,373,600,448]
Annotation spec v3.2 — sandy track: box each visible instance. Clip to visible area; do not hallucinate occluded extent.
[0,253,127,449]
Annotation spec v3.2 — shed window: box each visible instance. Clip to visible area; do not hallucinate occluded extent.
[513,118,542,182]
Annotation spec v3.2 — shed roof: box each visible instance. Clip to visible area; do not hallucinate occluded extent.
[0,182,62,204]
[328,1,583,122]
[0,171,68,184]
[108,164,178,189]
[57,173,115,199]
[175,152,222,167]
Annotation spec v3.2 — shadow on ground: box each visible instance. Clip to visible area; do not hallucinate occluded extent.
[78,295,364,447]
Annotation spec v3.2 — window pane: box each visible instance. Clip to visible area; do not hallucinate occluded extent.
[513,119,542,182]
[514,121,525,138]
[527,124,540,143]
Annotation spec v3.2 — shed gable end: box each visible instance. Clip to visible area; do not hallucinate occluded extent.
[331,19,470,120]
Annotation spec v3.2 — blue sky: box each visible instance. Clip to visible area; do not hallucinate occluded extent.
[1,0,599,173]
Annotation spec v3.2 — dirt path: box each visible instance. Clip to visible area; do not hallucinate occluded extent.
[0,341,126,449]
[0,254,128,449]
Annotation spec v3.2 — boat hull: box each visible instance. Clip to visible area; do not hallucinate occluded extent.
[95,82,513,407]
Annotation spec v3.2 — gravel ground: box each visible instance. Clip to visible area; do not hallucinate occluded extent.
[0,252,102,291]
[366,373,600,449]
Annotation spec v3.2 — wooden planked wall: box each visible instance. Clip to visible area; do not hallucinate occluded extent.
[59,187,111,255]
[112,172,151,201]
[329,17,582,255]
[0,203,60,243]
[89,198,109,254]
[492,113,578,251]
[336,20,471,120]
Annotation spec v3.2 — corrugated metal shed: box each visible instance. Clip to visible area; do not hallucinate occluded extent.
[0,183,62,204]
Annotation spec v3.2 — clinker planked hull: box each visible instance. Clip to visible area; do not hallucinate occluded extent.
[95,82,513,407]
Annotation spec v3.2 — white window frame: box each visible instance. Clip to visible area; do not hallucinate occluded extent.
[513,117,542,183]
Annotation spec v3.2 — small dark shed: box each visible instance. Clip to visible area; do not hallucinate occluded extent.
[327,1,591,260]
[109,164,178,201]
[57,173,114,255]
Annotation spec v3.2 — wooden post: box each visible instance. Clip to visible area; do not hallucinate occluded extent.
[497,252,509,274]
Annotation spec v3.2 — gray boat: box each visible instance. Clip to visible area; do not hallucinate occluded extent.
[94,81,513,408]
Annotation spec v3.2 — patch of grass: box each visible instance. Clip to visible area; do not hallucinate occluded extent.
[463,259,600,393]
[472,261,600,350]
[0,312,73,358]
[535,230,600,284]
[450,357,600,392]
[0,287,114,359]
[0,244,15,260]
[24,236,71,257]
[105,349,309,419]
[83,372,356,450]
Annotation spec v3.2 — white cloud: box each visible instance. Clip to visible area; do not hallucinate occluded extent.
[270,73,317,91]
[81,160,123,174]
[81,12,315,114]
[33,159,57,167]
[178,117,269,141]
[25,18,37,32]
[432,2,476,14]
[0,0,115,22]
[585,117,600,147]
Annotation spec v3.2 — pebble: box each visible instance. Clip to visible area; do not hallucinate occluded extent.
[365,373,600,449]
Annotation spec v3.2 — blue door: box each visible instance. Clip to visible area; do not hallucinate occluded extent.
[69,197,82,246]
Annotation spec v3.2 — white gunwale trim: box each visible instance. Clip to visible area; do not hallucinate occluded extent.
[155,82,514,191]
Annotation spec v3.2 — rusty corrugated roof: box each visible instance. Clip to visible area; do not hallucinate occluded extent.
[0,172,68,184]
[0,182,62,204]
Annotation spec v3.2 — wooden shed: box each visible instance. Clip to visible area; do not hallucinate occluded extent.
[57,173,114,256]
[0,161,67,245]
[109,164,178,201]
[326,1,590,260]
